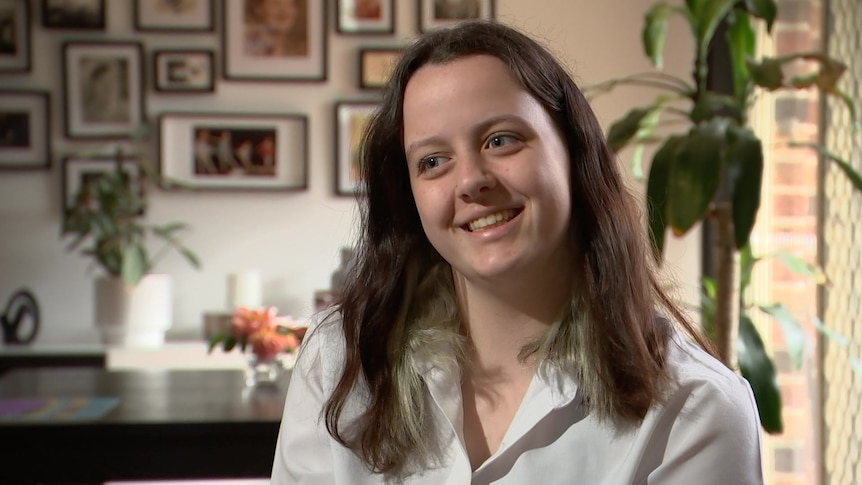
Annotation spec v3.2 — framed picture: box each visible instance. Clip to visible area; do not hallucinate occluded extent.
[359,47,402,89]
[158,112,308,190]
[335,101,377,195]
[154,50,215,92]
[419,0,494,32]
[63,42,146,139]
[134,0,214,32]
[222,0,326,81]
[0,0,31,72]
[0,91,50,170]
[336,0,394,34]
[42,0,105,30]
[62,156,143,212]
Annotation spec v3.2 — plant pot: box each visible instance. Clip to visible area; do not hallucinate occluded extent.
[94,274,172,347]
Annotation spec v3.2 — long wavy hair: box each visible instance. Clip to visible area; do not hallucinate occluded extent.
[323,20,713,478]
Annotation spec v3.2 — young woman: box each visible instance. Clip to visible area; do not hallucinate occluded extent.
[272,20,763,484]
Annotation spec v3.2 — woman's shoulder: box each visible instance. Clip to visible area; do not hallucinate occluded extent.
[663,331,758,419]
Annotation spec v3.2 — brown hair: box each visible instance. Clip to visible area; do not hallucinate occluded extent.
[323,19,713,478]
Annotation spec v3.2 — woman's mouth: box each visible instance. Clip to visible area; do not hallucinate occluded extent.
[465,209,521,232]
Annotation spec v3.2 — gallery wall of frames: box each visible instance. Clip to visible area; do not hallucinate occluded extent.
[0,0,495,197]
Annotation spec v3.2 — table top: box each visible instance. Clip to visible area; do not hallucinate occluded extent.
[0,367,290,424]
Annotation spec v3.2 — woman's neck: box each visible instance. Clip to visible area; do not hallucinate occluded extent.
[452,265,572,375]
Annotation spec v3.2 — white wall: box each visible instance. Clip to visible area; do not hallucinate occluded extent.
[0,0,700,344]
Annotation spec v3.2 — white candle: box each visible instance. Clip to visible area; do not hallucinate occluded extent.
[227,270,262,309]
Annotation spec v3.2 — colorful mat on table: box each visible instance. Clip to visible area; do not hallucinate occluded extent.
[0,397,119,422]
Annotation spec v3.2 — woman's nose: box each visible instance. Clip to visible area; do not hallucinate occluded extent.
[455,153,497,201]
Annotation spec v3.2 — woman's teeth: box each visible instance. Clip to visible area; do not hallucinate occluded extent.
[467,209,517,232]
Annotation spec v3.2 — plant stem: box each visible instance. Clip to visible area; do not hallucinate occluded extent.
[713,202,740,367]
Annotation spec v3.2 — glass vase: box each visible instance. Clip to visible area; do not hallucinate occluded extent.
[245,354,284,387]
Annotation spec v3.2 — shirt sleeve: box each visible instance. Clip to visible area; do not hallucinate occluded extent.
[646,375,764,485]
[271,323,336,484]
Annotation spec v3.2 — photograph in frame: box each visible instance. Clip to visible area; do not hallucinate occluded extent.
[359,47,402,89]
[419,0,493,32]
[0,90,50,170]
[335,101,378,195]
[0,0,31,72]
[63,42,145,139]
[159,113,308,190]
[134,0,214,32]
[222,0,326,81]
[337,0,393,35]
[62,156,143,212]
[154,50,215,92]
[42,0,106,30]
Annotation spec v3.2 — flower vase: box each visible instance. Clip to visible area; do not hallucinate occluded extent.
[245,354,284,387]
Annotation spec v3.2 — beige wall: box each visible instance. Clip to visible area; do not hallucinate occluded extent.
[0,0,700,343]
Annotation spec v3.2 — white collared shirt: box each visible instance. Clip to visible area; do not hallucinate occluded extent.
[272,316,763,484]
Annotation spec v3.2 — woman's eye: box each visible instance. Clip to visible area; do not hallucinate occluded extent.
[417,155,447,174]
[485,134,517,149]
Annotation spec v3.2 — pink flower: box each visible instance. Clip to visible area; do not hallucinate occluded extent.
[232,306,277,338]
[249,326,299,361]
[209,306,304,361]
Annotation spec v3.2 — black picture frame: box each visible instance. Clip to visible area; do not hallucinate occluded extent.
[0,0,31,72]
[222,0,327,81]
[335,101,378,196]
[153,49,215,92]
[61,155,143,213]
[42,0,106,30]
[133,0,214,32]
[418,0,494,32]
[0,90,50,170]
[62,41,146,139]
[336,0,394,35]
[158,112,309,191]
[358,47,403,89]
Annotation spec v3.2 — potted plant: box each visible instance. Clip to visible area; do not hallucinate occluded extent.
[586,0,862,432]
[62,147,201,347]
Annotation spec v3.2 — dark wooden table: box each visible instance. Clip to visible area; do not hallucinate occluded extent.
[0,367,289,483]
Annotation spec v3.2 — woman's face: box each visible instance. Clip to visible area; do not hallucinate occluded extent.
[402,55,573,284]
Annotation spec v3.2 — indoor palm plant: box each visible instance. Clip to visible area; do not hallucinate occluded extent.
[62,147,200,346]
[586,0,862,432]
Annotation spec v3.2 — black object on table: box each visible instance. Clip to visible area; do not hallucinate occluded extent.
[0,367,289,483]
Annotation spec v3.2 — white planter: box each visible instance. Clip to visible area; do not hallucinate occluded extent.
[95,274,173,347]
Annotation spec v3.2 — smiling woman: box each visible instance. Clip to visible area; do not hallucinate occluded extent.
[271,20,765,484]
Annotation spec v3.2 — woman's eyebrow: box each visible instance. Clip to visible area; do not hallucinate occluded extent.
[404,114,528,158]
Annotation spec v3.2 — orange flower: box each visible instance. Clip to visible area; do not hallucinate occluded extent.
[248,325,299,361]
[232,306,277,338]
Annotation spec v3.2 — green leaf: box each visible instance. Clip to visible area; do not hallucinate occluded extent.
[743,0,777,32]
[748,57,784,90]
[725,10,755,100]
[692,0,735,57]
[224,335,238,352]
[738,314,783,433]
[739,243,759,295]
[758,303,806,369]
[774,252,825,284]
[810,316,849,347]
[690,92,742,124]
[790,142,862,192]
[178,246,202,269]
[701,276,717,340]
[152,222,189,237]
[646,136,685,261]
[725,125,764,248]
[643,2,674,68]
[607,107,653,153]
[121,242,148,287]
[208,333,226,353]
[666,120,726,236]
